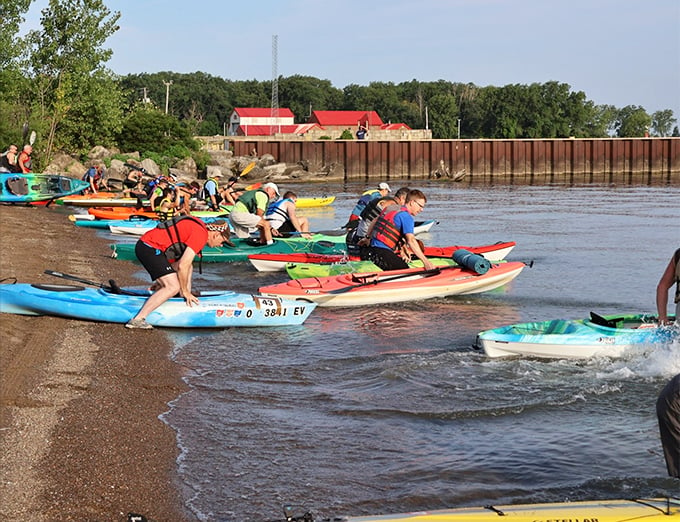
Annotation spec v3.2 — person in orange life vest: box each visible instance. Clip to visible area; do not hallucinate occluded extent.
[361,189,435,272]
[126,218,231,329]
[345,182,391,228]
[18,144,32,173]
[657,247,680,325]
[82,164,107,193]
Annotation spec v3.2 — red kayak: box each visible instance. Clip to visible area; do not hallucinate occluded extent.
[258,261,526,307]
[248,241,516,272]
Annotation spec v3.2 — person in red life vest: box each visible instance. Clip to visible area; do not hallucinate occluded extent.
[361,189,435,271]
[125,218,231,329]
[17,144,32,173]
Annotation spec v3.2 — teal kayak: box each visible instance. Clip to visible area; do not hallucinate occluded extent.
[1,173,89,203]
[110,234,347,263]
[476,312,677,359]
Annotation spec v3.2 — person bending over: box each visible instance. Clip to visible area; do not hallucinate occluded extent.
[126,218,231,329]
[265,190,311,238]
[228,182,279,244]
[657,247,680,325]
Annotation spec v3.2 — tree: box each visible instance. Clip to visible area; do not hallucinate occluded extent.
[117,104,195,155]
[615,105,652,137]
[0,0,32,69]
[651,109,677,137]
[24,0,123,160]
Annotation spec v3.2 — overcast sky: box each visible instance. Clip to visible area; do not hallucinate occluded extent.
[21,0,680,119]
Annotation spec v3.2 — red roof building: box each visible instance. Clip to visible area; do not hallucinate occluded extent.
[308,110,384,128]
[229,107,295,136]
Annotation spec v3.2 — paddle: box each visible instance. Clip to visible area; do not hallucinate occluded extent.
[240,161,256,177]
[327,266,449,295]
[44,270,145,296]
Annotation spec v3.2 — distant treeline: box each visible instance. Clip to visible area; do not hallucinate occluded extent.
[121,72,679,140]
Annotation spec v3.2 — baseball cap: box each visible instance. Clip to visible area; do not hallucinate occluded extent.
[263,182,280,196]
[378,182,391,192]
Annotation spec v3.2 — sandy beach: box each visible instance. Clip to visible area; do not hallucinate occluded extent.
[0,204,194,521]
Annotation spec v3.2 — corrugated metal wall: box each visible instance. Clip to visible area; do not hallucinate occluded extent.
[230,138,680,184]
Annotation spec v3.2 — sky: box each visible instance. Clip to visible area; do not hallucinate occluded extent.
[20,0,680,120]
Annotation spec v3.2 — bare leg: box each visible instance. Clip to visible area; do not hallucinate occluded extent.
[131,273,180,321]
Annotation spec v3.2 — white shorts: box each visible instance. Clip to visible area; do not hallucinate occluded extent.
[229,211,262,238]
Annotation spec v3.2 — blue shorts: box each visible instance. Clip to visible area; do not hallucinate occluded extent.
[135,241,175,281]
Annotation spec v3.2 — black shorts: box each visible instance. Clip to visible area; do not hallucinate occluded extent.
[135,241,175,281]
[277,220,296,236]
[364,246,409,271]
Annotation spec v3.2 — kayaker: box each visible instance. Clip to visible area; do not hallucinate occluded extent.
[17,144,32,173]
[656,373,680,478]
[265,190,311,238]
[0,144,20,173]
[125,218,232,329]
[346,186,410,256]
[201,171,223,210]
[218,176,241,205]
[228,182,279,245]
[345,182,391,229]
[361,189,435,271]
[155,186,180,221]
[147,177,169,210]
[656,247,680,325]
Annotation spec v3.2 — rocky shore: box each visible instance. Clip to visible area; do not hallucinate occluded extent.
[0,205,194,521]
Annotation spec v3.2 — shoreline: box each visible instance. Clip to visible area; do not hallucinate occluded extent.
[0,205,194,520]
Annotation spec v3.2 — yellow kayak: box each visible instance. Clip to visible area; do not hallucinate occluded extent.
[296,196,335,208]
[341,498,680,521]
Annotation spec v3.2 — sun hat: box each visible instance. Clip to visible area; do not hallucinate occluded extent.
[378,182,391,192]
[263,182,280,196]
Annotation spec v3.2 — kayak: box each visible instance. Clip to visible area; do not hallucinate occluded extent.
[334,497,680,521]
[258,261,526,307]
[111,235,347,263]
[248,241,516,272]
[0,173,90,203]
[286,257,461,279]
[294,195,335,208]
[476,312,678,359]
[0,282,316,328]
[58,194,150,207]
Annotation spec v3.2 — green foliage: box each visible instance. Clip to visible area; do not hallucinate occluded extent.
[338,129,354,140]
[117,104,194,154]
[651,109,677,137]
[615,105,652,137]
[0,0,32,68]
[192,149,211,171]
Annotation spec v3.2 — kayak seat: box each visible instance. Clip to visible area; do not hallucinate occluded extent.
[6,176,29,195]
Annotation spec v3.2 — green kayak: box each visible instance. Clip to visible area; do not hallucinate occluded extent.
[110,234,346,263]
[285,257,461,279]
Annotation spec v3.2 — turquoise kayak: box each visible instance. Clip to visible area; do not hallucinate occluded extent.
[476,312,677,359]
[110,234,347,263]
[1,173,89,203]
[0,282,316,328]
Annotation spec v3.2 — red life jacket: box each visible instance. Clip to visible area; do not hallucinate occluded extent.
[371,204,407,251]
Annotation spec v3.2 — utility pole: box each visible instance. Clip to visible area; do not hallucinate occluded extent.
[163,80,173,114]
[457,118,461,139]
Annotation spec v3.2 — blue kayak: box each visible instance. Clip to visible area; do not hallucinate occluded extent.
[0,283,316,328]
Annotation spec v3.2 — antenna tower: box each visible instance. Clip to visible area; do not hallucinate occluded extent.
[270,34,279,135]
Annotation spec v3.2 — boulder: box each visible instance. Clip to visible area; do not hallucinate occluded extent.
[174,156,197,177]
[140,158,160,177]
[42,153,86,179]
[88,145,118,160]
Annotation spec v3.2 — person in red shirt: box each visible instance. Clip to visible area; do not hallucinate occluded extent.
[126,218,231,329]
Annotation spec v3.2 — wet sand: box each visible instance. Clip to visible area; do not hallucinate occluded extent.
[0,205,194,521]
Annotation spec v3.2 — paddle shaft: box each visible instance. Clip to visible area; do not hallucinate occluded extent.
[44,270,141,296]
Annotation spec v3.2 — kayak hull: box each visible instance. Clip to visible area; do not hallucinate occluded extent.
[248,241,516,272]
[111,235,347,263]
[0,283,316,327]
[341,497,680,522]
[476,313,677,359]
[0,173,90,203]
[258,262,525,307]
[286,257,463,279]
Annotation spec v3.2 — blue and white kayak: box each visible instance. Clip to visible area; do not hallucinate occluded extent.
[0,283,316,328]
[476,312,677,359]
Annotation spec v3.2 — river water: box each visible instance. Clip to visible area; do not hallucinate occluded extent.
[138,181,679,521]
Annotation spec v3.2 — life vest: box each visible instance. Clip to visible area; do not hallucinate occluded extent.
[236,189,267,214]
[200,178,219,201]
[156,196,176,221]
[265,197,292,229]
[349,190,380,221]
[155,215,205,261]
[371,204,407,251]
[18,151,31,172]
[674,248,680,304]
